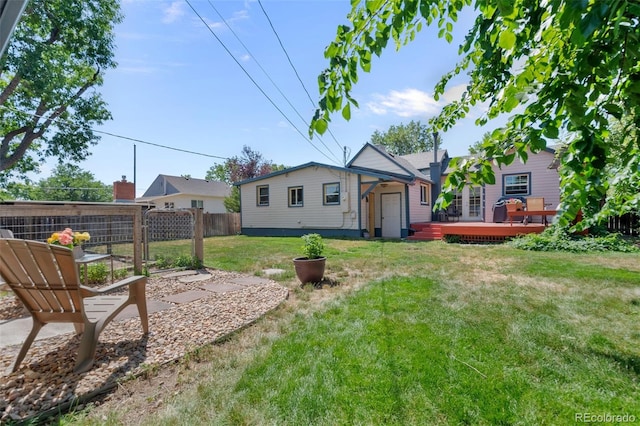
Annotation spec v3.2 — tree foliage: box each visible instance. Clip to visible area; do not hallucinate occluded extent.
[205,146,285,213]
[369,120,435,155]
[0,0,122,183]
[4,163,112,202]
[312,0,640,227]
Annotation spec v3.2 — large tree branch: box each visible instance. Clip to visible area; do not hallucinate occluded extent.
[0,68,101,172]
[0,73,22,105]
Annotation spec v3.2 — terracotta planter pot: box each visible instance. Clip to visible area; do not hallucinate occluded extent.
[293,256,326,284]
[506,203,521,212]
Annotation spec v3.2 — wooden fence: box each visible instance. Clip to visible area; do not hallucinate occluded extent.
[203,213,240,236]
[608,212,639,236]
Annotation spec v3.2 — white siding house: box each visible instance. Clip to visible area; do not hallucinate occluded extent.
[237,154,431,238]
[137,175,231,213]
[236,143,561,238]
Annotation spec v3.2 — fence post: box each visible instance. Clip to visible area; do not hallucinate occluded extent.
[133,206,143,273]
[194,208,204,264]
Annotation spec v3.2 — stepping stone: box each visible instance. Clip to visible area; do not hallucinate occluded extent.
[116,299,175,321]
[178,273,213,283]
[230,276,273,287]
[161,290,211,304]
[263,268,286,276]
[200,282,244,293]
[159,270,199,279]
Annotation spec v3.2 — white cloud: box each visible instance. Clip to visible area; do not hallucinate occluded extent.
[162,1,185,24]
[366,88,440,118]
[441,83,468,103]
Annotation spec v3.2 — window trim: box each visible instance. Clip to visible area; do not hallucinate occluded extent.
[288,186,304,207]
[323,182,340,206]
[257,185,269,207]
[420,183,430,205]
[191,199,204,208]
[502,172,531,196]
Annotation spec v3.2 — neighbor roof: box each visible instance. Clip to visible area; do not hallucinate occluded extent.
[139,174,230,200]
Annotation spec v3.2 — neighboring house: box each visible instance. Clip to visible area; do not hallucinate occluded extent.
[137,174,231,213]
[235,143,560,238]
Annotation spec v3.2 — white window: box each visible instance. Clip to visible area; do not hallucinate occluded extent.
[420,184,430,205]
[257,185,269,206]
[289,186,303,207]
[191,199,203,208]
[504,173,530,196]
[323,183,340,205]
[164,202,174,209]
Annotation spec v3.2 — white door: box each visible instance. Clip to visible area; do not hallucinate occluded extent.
[461,186,483,221]
[381,193,402,238]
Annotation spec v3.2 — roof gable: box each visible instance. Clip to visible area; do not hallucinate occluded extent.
[347,143,429,181]
[141,175,230,198]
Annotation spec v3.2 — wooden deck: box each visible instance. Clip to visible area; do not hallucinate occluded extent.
[409,221,547,242]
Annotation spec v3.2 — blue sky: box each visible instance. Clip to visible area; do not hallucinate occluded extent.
[62,0,496,197]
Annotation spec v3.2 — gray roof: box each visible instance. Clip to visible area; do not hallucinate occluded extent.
[139,174,230,199]
[399,150,448,170]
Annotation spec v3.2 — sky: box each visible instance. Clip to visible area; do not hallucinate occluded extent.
[51,0,499,197]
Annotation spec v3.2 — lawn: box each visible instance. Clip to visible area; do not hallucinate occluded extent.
[73,236,639,425]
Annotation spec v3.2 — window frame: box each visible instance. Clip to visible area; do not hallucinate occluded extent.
[288,186,304,207]
[420,183,430,205]
[190,199,204,208]
[257,185,269,207]
[503,172,531,196]
[323,182,340,206]
[164,202,174,209]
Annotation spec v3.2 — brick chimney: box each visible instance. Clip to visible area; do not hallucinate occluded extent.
[113,176,135,203]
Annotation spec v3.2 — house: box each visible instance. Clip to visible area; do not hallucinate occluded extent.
[235,143,560,238]
[435,147,560,222]
[137,174,231,213]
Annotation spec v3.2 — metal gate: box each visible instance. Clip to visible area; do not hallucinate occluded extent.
[143,208,195,264]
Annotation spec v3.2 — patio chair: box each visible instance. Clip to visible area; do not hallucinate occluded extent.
[0,238,148,373]
[525,197,546,224]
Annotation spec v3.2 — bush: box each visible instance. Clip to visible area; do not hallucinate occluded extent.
[85,263,109,285]
[174,255,203,270]
[508,227,639,252]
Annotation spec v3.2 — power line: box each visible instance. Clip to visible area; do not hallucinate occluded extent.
[0,104,231,161]
[206,0,342,164]
[93,130,229,160]
[184,0,340,165]
[256,0,345,154]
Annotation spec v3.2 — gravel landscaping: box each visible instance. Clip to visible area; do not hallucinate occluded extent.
[0,269,289,423]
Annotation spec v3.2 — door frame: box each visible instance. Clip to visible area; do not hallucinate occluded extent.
[381,192,402,238]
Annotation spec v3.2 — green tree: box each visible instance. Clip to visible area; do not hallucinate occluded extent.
[205,146,286,213]
[369,120,435,155]
[8,164,112,202]
[0,0,122,183]
[311,0,640,227]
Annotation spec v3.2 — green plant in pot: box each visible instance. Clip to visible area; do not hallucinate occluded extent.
[293,233,326,284]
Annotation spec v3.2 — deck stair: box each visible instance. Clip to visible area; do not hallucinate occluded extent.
[408,223,442,241]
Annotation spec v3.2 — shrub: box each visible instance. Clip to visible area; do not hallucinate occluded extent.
[85,263,109,285]
[508,227,639,252]
[174,255,203,270]
[113,268,128,280]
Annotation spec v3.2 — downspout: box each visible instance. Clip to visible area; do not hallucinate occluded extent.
[430,132,442,221]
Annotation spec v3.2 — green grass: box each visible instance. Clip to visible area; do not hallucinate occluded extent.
[69,236,640,425]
